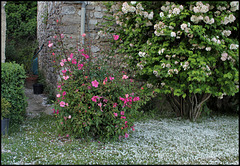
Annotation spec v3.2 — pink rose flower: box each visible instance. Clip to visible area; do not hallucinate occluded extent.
[56,94,61,98]
[122,75,128,79]
[133,96,140,101]
[82,53,89,59]
[113,34,119,40]
[109,76,114,81]
[78,64,84,70]
[91,96,99,102]
[91,80,99,87]
[63,75,69,80]
[59,101,65,107]
[113,113,118,117]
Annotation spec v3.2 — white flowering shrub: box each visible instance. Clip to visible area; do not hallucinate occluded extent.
[103,1,239,121]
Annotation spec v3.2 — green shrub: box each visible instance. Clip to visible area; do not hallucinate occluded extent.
[1,97,12,120]
[1,62,28,125]
[103,1,239,121]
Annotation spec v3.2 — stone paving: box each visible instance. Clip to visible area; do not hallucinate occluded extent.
[24,86,54,117]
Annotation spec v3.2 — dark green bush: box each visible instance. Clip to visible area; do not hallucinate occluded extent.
[1,62,28,125]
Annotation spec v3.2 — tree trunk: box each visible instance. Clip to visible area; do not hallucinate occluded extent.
[167,93,211,121]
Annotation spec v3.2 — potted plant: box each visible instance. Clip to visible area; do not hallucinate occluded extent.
[1,97,11,136]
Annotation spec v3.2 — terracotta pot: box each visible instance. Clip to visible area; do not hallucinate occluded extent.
[25,75,38,88]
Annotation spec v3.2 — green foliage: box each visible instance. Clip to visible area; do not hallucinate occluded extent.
[5,1,37,40]
[1,62,28,125]
[5,1,38,74]
[102,1,239,120]
[1,97,12,120]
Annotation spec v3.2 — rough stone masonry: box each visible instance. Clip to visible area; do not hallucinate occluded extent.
[37,1,114,91]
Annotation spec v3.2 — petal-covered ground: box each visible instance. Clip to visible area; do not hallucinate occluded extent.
[1,114,239,165]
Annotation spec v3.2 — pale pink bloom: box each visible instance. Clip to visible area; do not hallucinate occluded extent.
[61,34,64,38]
[82,33,86,37]
[103,99,108,103]
[61,122,63,124]
[92,80,99,87]
[125,94,129,98]
[109,76,114,81]
[113,113,118,117]
[65,103,69,106]
[59,101,65,107]
[125,121,128,124]
[121,116,126,119]
[68,57,71,61]
[130,79,133,82]
[64,116,67,121]
[68,115,71,119]
[62,91,66,96]
[122,75,128,79]
[63,75,69,80]
[57,85,61,89]
[62,59,67,62]
[56,94,61,98]
[66,134,69,137]
[48,42,53,48]
[62,70,67,74]
[60,62,64,67]
[113,35,119,40]
[125,133,129,138]
[98,102,102,107]
[121,111,124,115]
[54,35,57,39]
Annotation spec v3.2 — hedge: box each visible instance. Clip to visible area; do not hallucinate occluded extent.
[1,62,28,125]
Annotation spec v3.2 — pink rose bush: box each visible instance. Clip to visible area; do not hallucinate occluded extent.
[48,20,153,142]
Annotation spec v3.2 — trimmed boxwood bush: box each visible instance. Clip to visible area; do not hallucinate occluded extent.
[1,62,28,125]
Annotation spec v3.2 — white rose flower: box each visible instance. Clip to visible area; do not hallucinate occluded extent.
[159,12,164,17]
[170,32,176,37]
[230,44,239,49]
[180,23,188,30]
[166,63,171,68]
[148,11,154,19]
[172,8,181,15]
[131,1,137,5]
[205,47,211,51]
[193,6,200,13]
[228,14,236,23]
[174,69,179,74]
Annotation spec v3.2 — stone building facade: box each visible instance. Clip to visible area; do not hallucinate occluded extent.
[37,1,114,90]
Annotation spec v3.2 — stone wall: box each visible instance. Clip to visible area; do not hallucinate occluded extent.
[1,1,7,63]
[37,1,114,90]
